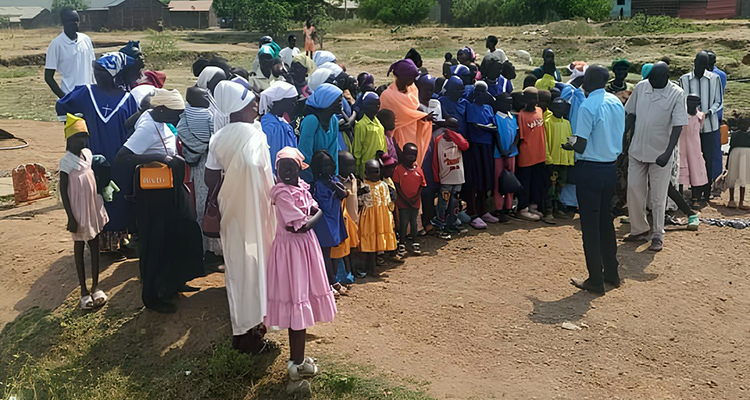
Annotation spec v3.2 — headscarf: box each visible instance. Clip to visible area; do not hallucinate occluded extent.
[306,83,342,110]
[136,70,166,88]
[96,52,135,77]
[361,91,380,108]
[387,59,419,79]
[416,74,436,91]
[313,50,336,67]
[611,59,631,71]
[443,76,464,92]
[150,89,185,111]
[451,64,471,78]
[258,41,282,59]
[292,54,317,75]
[567,61,588,84]
[119,40,142,59]
[259,81,298,115]
[196,66,225,89]
[214,81,256,115]
[309,68,336,91]
[641,63,654,79]
[358,72,375,92]
[318,61,343,78]
[276,146,309,170]
[231,75,252,90]
[464,46,476,61]
[64,113,88,139]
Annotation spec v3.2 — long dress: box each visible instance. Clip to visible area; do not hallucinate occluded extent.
[312,179,347,248]
[679,112,708,187]
[358,180,397,253]
[59,149,109,242]
[57,85,138,234]
[264,181,337,331]
[209,121,277,336]
[380,82,433,166]
[298,114,340,183]
[303,25,316,53]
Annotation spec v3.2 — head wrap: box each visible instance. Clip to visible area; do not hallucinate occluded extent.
[416,74,436,91]
[259,81,298,115]
[258,41,282,59]
[196,66,225,89]
[276,146,309,170]
[136,70,166,88]
[313,50,336,67]
[611,59,631,71]
[475,80,488,91]
[214,81,256,115]
[358,72,375,92]
[361,91,380,108]
[443,76,464,92]
[451,64,471,77]
[292,54,316,75]
[119,40,142,59]
[231,75,252,90]
[387,59,419,79]
[309,68,336,92]
[306,83,343,110]
[64,114,88,139]
[318,61,343,78]
[96,52,135,77]
[567,61,588,84]
[641,63,654,79]
[150,89,185,111]
[464,46,476,61]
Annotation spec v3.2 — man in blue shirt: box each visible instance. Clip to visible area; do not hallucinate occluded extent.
[564,65,625,294]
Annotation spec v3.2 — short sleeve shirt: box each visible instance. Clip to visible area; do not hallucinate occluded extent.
[575,89,625,163]
[123,111,177,157]
[625,80,688,163]
[393,164,426,209]
[45,32,95,95]
[516,107,547,168]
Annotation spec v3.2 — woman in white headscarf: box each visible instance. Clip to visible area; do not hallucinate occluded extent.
[205,81,277,354]
[196,66,230,132]
[259,81,299,174]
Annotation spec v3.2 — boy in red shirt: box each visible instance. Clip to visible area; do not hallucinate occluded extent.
[516,87,550,223]
[393,143,427,258]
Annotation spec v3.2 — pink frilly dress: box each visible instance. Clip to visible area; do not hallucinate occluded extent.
[679,112,709,187]
[59,148,109,242]
[264,180,337,331]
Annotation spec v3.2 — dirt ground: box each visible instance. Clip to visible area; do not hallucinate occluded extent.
[2,21,750,400]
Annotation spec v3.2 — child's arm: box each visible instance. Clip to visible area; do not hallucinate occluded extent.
[59,172,77,233]
[291,207,323,233]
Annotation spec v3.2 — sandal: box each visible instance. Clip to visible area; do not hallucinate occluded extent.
[411,243,422,256]
[727,200,738,208]
[92,290,108,307]
[80,295,94,310]
[332,282,349,296]
[740,204,750,211]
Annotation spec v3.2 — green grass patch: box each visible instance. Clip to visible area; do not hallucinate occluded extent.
[0,67,37,79]
[601,14,722,36]
[0,301,434,400]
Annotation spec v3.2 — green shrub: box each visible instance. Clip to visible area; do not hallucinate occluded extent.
[359,0,436,24]
[451,0,499,26]
[450,0,610,26]
[601,13,719,36]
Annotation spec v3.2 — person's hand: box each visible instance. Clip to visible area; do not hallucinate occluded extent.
[67,217,78,233]
[423,111,435,122]
[162,155,174,164]
[561,143,574,151]
[285,225,297,232]
[655,152,671,167]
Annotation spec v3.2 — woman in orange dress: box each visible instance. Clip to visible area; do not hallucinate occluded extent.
[303,20,316,58]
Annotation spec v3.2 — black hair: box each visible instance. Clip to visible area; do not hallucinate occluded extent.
[660,56,671,66]
[523,74,538,89]
[231,67,249,80]
[288,34,296,41]
[192,57,209,77]
[311,150,335,180]
[444,52,453,62]
[487,35,498,46]
[405,48,422,68]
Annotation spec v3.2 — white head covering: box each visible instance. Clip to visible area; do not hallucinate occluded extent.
[308,68,335,92]
[259,81,298,115]
[214,81,256,116]
[318,61,343,78]
[150,88,185,111]
[313,50,336,67]
[196,66,225,89]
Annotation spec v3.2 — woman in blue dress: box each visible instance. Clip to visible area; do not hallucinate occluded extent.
[56,52,140,251]
[298,83,343,183]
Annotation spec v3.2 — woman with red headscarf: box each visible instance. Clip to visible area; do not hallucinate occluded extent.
[379,59,433,166]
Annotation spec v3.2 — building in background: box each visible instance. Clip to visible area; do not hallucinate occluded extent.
[79,0,170,31]
[631,0,739,19]
[169,0,216,29]
[0,6,51,28]
[611,0,632,18]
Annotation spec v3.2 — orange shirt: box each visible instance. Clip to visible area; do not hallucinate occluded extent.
[517,107,547,168]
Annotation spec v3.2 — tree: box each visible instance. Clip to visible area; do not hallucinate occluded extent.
[359,0,436,24]
[51,0,90,14]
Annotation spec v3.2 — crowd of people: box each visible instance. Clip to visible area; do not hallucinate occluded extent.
[46,7,750,394]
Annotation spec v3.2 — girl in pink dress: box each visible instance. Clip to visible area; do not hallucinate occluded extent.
[59,114,110,310]
[265,147,337,395]
[679,94,709,207]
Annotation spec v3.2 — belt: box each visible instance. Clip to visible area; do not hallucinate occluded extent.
[575,160,615,166]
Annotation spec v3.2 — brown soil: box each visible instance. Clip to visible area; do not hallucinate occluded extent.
[0,119,65,172]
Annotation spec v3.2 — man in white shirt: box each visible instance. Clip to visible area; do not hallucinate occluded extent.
[279,34,300,68]
[45,8,95,98]
[484,35,508,64]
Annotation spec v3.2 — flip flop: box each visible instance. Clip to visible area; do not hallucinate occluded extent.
[92,290,108,307]
[80,295,94,310]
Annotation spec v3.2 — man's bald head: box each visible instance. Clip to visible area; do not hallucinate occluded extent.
[582,65,609,94]
[60,7,79,37]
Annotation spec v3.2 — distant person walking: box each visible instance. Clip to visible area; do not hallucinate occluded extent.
[45,7,95,99]
[303,20,316,58]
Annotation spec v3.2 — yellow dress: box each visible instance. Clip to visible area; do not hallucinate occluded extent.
[358,180,397,253]
[331,197,360,258]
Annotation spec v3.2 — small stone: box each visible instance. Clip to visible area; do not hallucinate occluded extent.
[562,322,582,331]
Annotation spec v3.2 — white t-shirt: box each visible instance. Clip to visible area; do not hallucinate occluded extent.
[485,49,508,64]
[279,47,300,67]
[124,111,177,157]
[129,85,157,109]
[45,32,96,95]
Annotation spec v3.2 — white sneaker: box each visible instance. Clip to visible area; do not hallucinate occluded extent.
[519,208,541,221]
[288,357,319,381]
[529,205,544,218]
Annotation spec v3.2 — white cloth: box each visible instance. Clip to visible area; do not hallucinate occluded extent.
[150,88,185,110]
[123,111,177,156]
[309,68,335,92]
[318,61,343,77]
[259,81,298,115]
[485,49,508,64]
[313,50,336,66]
[279,46,300,67]
[130,85,157,109]
[679,71,723,133]
[207,121,276,335]
[45,32,95,94]
[214,81,256,115]
[418,99,444,122]
[196,66,225,90]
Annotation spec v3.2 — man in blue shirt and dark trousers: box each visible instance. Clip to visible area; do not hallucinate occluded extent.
[564,66,625,294]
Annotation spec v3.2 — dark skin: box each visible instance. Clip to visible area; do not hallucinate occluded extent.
[362,160,382,275]
[612,65,629,88]
[60,133,102,298]
[276,158,322,364]
[312,152,348,288]
[522,91,538,113]
[337,151,358,275]
[486,36,497,52]
[316,97,342,131]
[707,50,717,70]
[270,96,298,121]
[362,99,380,121]
[288,35,296,49]
[494,93,519,157]
[45,9,80,98]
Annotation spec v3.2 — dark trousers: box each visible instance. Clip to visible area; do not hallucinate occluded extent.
[696,132,714,200]
[398,206,419,242]
[516,162,547,210]
[575,161,619,286]
[668,184,695,216]
[421,187,437,227]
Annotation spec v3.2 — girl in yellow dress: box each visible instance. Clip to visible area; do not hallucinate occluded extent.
[358,159,397,276]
